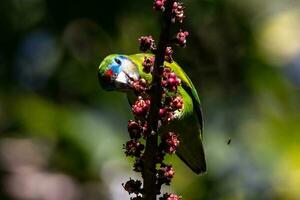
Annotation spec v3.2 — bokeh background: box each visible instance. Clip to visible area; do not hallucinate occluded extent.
[1,0,300,199]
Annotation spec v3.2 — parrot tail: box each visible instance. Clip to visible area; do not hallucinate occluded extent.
[175,130,207,175]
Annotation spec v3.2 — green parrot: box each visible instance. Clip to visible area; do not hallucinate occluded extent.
[98,53,206,174]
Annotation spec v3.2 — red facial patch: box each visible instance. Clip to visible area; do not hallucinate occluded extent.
[105,69,113,77]
[102,69,114,83]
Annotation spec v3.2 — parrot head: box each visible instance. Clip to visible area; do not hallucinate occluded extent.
[98,54,139,91]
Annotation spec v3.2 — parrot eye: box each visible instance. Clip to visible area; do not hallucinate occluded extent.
[114,58,122,65]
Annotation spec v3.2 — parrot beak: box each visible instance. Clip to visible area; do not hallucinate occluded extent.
[114,71,136,91]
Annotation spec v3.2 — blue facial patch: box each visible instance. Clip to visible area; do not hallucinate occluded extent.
[110,64,120,74]
[109,55,128,74]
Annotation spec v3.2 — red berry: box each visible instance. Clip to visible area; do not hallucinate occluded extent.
[153,0,166,11]
[165,47,173,63]
[131,78,148,92]
[163,132,180,154]
[170,96,183,110]
[132,96,151,117]
[124,140,144,157]
[169,72,176,79]
[123,179,142,194]
[158,164,175,185]
[142,56,155,73]
[128,120,143,139]
[139,36,156,52]
[176,30,189,47]
[159,108,167,117]
[160,193,182,200]
[172,2,185,23]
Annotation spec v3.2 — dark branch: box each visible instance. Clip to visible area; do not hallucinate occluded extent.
[142,0,175,200]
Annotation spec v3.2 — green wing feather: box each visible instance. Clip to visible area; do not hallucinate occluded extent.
[128,53,206,174]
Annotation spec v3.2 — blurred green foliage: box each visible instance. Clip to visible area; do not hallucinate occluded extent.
[1,0,300,199]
